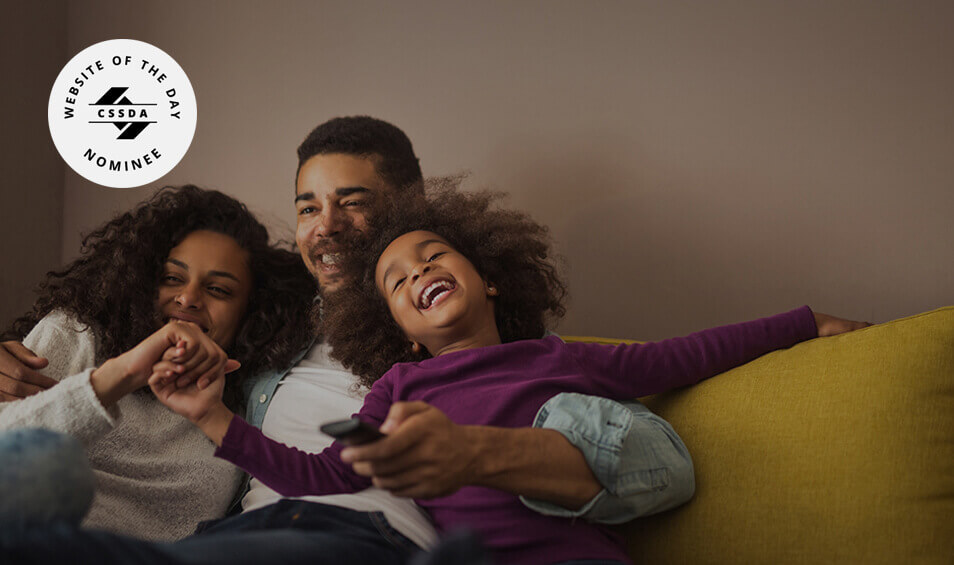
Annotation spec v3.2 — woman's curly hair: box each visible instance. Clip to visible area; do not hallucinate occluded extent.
[3,185,317,410]
[322,177,567,388]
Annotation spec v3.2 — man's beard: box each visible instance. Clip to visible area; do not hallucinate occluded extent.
[307,228,375,292]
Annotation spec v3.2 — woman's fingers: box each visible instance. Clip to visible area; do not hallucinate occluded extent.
[161,340,187,362]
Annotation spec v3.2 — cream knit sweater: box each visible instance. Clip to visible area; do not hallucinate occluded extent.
[0,311,243,540]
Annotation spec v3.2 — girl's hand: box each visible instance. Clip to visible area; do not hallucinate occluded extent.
[812,312,872,337]
[152,343,241,390]
[156,324,235,390]
[149,363,227,424]
[149,368,235,446]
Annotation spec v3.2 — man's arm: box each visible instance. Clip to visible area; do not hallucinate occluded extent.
[525,394,695,523]
[341,398,696,523]
[340,401,602,509]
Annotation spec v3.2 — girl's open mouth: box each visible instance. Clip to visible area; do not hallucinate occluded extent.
[419,279,456,310]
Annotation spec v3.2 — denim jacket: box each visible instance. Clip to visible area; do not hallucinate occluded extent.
[522,392,695,522]
[231,342,695,523]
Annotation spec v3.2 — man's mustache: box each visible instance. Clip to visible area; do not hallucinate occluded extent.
[305,230,376,275]
[305,231,368,261]
[307,242,340,264]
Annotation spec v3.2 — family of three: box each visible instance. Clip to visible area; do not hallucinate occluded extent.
[0,116,868,564]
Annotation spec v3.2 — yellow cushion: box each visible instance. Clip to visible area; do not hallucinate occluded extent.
[572,306,954,564]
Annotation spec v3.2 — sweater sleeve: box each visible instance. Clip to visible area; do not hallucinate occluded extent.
[566,306,818,398]
[214,416,372,497]
[0,312,119,445]
[214,376,396,497]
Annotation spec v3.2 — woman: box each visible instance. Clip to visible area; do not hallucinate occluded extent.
[0,185,315,540]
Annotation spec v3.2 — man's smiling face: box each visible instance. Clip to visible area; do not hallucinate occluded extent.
[295,153,393,291]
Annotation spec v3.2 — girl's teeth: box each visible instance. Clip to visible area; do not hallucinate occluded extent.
[421,281,453,308]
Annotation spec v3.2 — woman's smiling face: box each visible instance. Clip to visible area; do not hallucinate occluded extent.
[375,230,496,354]
[156,230,253,349]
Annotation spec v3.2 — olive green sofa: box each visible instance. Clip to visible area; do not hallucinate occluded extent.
[572,306,954,564]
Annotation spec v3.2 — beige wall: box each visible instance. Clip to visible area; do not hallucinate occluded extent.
[0,1,66,330]
[5,0,953,339]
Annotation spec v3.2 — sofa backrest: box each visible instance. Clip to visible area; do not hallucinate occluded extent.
[571,306,954,564]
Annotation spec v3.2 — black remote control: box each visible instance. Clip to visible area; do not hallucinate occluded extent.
[320,417,385,446]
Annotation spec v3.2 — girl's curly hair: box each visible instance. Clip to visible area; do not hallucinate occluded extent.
[3,185,317,410]
[322,177,567,388]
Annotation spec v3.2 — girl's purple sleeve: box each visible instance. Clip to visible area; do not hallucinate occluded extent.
[215,416,371,497]
[567,305,817,398]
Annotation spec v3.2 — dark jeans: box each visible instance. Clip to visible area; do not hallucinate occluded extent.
[0,428,95,527]
[1,500,420,565]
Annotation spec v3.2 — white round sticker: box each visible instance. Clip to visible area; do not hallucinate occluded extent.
[48,39,197,189]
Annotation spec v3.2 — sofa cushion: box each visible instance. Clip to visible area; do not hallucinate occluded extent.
[572,306,954,564]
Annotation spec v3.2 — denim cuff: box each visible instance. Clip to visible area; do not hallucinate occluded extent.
[522,393,687,524]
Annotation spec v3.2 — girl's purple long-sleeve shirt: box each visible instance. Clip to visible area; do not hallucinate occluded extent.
[216,306,816,565]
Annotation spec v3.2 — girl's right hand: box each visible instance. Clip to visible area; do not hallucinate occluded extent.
[149,363,227,423]
[149,364,236,445]
[151,336,241,391]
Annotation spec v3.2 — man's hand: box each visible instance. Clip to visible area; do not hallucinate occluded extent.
[0,341,56,401]
[812,312,872,337]
[340,402,479,498]
[340,401,602,507]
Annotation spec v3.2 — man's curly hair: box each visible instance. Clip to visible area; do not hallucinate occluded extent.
[323,177,567,388]
[3,185,317,410]
[296,116,423,194]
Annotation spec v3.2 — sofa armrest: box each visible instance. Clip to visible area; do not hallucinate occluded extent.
[617,306,954,564]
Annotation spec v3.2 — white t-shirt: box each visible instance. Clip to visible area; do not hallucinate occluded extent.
[242,341,438,549]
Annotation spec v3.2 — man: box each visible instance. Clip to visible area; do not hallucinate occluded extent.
[0,116,695,563]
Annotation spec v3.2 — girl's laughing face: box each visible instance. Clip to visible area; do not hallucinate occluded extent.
[375,230,497,355]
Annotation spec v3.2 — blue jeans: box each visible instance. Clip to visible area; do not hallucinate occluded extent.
[0,427,489,565]
[1,499,425,565]
[0,429,616,564]
[0,428,95,527]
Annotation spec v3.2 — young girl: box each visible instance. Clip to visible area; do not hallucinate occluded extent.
[153,185,866,564]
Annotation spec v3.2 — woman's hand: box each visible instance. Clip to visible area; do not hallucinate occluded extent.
[812,312,872,337]
[152,337,241,391]
[90,321,235,407]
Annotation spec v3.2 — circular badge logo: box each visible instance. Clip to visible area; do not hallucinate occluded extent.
[48,39,197,189]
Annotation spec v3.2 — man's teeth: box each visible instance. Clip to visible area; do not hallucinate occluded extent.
[421,280,454,309]
[321,253,341,265]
